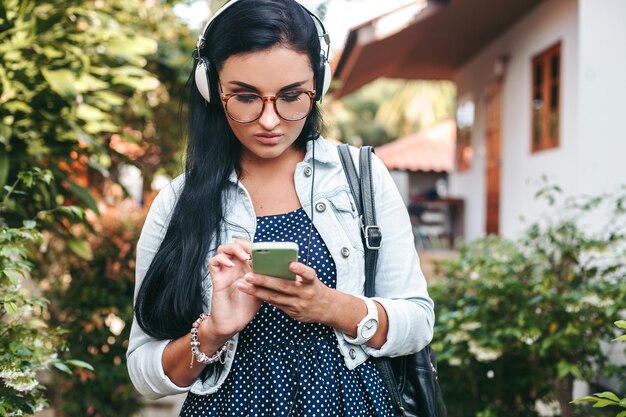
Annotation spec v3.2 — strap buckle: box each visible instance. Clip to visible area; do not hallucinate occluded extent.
[364,225,382,250]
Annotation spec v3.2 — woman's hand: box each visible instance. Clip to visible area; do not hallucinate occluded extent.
[236,261,335,324]
[206,239,262,337]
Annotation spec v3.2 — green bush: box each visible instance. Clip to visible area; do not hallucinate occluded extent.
[1,0,189,415]
[44,206,145,417]
[572,320,626,417]
[430,186,626,417]
[0,170,91,416]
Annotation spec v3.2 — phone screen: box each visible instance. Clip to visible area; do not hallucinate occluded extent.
[251,242,299,280]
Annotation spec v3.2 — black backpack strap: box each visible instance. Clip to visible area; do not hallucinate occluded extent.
[337,145,381,297]
[337,144,362,216]
[358,146,382,297]
[337,144,406,416]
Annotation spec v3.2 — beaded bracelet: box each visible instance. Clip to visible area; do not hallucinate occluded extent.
[189,313,230,368]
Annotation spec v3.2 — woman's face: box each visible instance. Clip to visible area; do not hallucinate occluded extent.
[218,46,315,162]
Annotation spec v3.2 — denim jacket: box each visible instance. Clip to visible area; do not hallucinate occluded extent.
[127,137,435,400]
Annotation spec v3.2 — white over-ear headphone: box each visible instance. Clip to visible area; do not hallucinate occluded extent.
[193,0,332,104]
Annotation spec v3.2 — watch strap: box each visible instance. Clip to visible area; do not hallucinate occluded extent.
[343,296,379,345]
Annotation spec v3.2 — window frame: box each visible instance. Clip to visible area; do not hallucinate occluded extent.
[455,98,475,172]
[531,41,562,153]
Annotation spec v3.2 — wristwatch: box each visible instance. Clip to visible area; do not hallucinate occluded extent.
[343,296,379,345]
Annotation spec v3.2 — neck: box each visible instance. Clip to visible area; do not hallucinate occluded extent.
[239,146,305,181]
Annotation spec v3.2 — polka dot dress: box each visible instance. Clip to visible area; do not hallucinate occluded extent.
[179,208,393,417]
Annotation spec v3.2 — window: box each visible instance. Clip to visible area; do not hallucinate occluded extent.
[531,42,561,152]
[455,98,474,172]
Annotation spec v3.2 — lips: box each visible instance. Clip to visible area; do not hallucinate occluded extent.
[253,133,283,145]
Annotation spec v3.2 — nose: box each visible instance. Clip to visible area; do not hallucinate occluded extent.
[258,98,280,130]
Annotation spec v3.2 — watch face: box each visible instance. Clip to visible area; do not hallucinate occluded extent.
[361,318,379,339]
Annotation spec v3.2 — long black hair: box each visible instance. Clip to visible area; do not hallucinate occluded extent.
[135,0,324,340]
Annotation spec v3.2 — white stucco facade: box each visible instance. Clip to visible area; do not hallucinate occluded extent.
[449,0,626,241]
[577,0,626,197]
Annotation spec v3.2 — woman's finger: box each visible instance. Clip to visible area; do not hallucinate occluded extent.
[243,272,300,295]
[237,279,291,305]
[216,242,251,262]
[209,253,235,268]
[289,262,317,283]
[233,238,252,255]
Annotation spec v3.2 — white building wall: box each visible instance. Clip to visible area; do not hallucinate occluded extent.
[450,0,580,240]
[577,0,626,196]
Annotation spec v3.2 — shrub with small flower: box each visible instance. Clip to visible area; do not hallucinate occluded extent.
[430,185,626,417]
[0,170,92,416]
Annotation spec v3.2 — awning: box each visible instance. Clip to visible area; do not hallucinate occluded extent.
[375,119,456,172]
[332,0,545,98]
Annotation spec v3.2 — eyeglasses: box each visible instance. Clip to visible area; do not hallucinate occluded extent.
[220,89,316,123]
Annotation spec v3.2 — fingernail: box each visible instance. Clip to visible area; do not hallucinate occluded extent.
[244,273,256,282]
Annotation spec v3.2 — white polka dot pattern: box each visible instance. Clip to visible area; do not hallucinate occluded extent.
[179,208,393,417]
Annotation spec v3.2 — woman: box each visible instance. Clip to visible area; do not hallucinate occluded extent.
[127,0,434,415]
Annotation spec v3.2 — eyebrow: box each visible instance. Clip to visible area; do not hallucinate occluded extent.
[226,80,310,92]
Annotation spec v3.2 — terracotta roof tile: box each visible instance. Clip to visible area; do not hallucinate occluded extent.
[375,119,455,172]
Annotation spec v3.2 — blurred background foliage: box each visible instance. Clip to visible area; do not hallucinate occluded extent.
[0,0,189,415]
[430,186,626,417]
[323,79,455,147]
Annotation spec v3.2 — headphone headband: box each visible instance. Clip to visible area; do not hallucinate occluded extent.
[193,0,332,103]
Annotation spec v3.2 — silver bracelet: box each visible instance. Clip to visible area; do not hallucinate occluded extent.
[189,313,230,368]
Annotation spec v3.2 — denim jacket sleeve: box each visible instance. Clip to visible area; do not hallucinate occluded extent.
[351,151,435,358]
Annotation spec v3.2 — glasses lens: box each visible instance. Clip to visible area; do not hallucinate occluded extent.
[275,91,313,121]
[226,94,264,123]
[225,91,313,122]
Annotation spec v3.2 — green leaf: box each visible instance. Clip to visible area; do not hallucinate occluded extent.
[84,120,118,134]
[0,123,12,145]
[4,302,18,318]
[3,100,32,114]
[67,180,100,214]
[3,269,23,285]
[594,392,620,402]
[66,359,95,371]
[76,103,107,122]
[106,36,157,56]
[593,398,618,407]
[41,68,78,99]
[0,145,8,189]
[111,74,160,92]
[76,73,109,93]
[56,205,84,219]
[614,335,626,341]
[615,320,626,330]
[93,90,125,107]
[571,396,599,403]
[616,411,626,417]
[67,238,93,261]
[22,220,36,229]
[53,362,72,375]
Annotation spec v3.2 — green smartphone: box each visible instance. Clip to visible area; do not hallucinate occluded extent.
[251,242,299,280]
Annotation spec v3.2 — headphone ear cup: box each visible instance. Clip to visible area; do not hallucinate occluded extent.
[321,61,332,97]
[315,60,332,101]
[195,57,212,103]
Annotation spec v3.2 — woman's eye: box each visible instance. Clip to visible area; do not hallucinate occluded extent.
[234,94,259,104]
[279,92,303,103]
